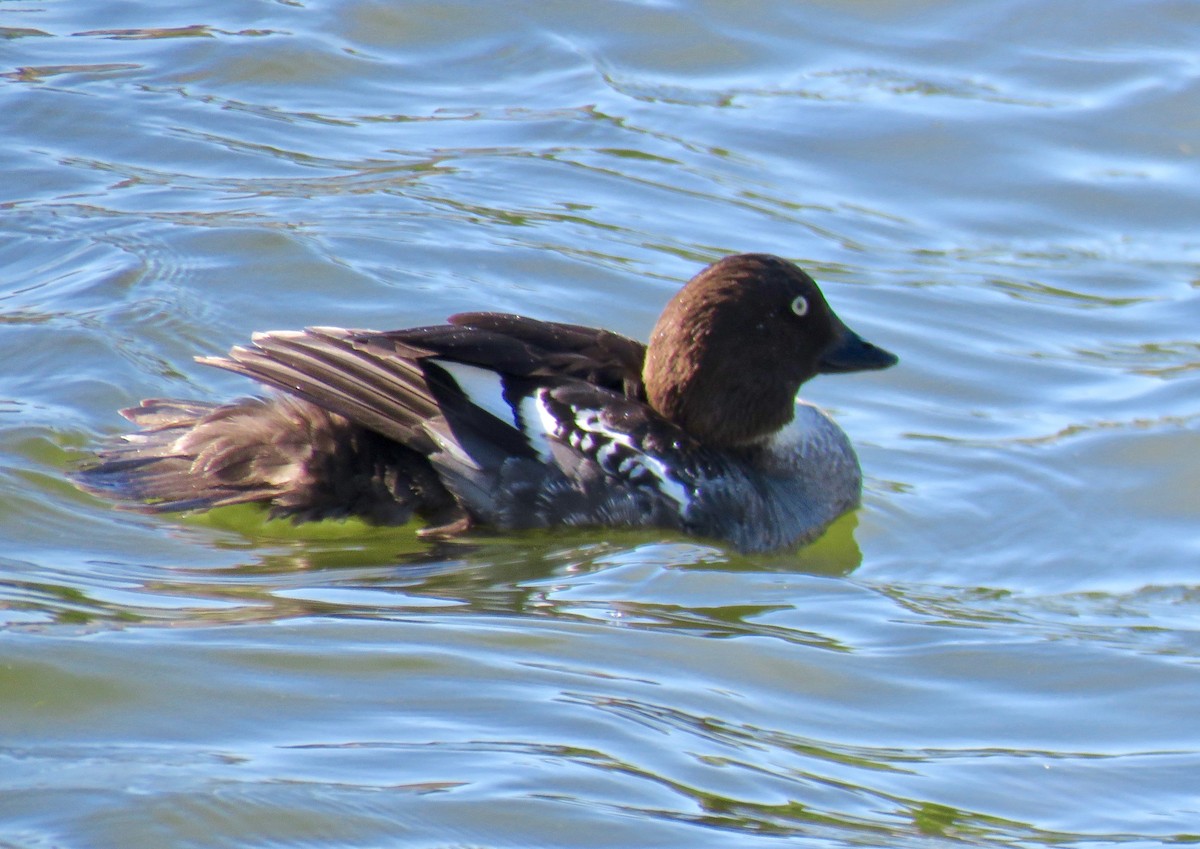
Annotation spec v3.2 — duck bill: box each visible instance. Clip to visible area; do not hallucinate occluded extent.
[818,320,898,374]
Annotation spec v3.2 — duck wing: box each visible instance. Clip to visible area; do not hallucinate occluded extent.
[373,312,648,400]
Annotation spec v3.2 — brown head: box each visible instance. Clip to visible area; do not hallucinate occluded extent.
[642,254,897,447]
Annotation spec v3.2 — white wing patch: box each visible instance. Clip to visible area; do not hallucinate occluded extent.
[438,362,512,423]
[442,362,559,461]
[521,392,556,462]
[535,390,692,512]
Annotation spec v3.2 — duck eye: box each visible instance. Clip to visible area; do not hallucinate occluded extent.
[791,295,809,317]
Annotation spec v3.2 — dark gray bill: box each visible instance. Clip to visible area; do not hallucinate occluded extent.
[818,325,898,374]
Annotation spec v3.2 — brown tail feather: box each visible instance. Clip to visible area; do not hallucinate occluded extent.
[76,396,461,526]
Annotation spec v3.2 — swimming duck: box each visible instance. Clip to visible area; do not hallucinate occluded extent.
[77,253,897,552]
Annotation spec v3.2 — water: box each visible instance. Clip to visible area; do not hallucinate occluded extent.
[3,0,1199,846]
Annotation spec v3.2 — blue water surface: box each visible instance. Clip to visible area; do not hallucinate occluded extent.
[2,1,1198,846]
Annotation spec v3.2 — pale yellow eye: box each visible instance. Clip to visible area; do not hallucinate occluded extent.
[791,295,809,317]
